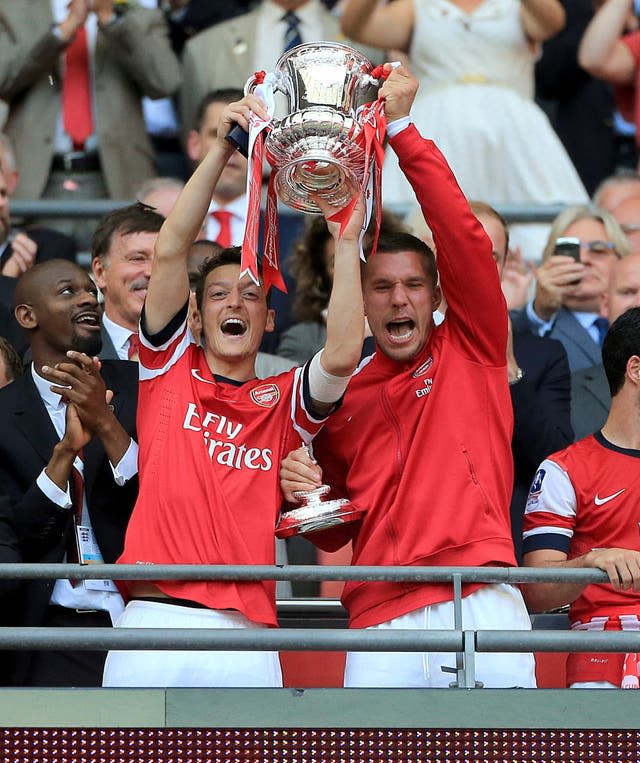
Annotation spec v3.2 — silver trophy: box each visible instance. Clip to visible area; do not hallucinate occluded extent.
[246,42,379,213]
[275,484,365,539]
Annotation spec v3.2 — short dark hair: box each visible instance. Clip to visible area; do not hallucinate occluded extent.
[365,232,438,287]
[194,246,267,312]
[0,336,23,382]
[602,306,640,396]
[91,203,164,261]
[194,88,244,131]
[469,200,510,257]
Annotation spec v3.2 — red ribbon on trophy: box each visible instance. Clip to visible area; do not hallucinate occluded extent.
[241,70,288,293]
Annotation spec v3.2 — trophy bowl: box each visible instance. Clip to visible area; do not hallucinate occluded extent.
[250,42,379,213]
[275,484,365,539]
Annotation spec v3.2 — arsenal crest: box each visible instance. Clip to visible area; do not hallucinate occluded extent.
[250,383,280,408]
[412,357,433,378]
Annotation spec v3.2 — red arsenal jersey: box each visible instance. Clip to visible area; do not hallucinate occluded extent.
[523,431,640,625]
[118,307,325,626]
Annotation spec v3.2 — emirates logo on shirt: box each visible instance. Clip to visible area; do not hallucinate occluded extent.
[250,383,280,408]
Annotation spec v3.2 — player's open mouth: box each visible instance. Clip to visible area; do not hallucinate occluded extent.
[387,318,415,341]
[221,318,247,336]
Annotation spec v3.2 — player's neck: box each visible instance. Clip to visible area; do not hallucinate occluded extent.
[204,348,257,384]
[601,399,640,450]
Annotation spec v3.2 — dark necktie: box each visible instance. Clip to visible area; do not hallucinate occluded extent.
[282,10,302,54]
[62,26,93,150]
[593,317,609,347]
[211,209,233,248]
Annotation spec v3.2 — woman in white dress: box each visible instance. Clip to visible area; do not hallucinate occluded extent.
[341,0,589,255]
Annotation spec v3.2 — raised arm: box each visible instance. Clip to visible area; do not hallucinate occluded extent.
[520,0,566,43]
[308,195,366,415]
[578,0,637,84]
[381,65,506,367]
[340,0,414,53]
[144,95,269,335]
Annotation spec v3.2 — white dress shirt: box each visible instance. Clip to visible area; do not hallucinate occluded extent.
[205,195,248,247]
[31,363,137,622]
[51,0,99,154]
[102,312,138,361]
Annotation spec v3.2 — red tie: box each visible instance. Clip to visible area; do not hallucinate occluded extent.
[210,210,233,248]
[62,25,93,150]
[67,456,84,585]
[128,332,140,361]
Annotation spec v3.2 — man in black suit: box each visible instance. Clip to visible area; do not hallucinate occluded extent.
[0,259,138,687]
[471,203,574,561]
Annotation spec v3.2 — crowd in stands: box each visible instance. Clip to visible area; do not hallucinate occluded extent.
[0,0,639,692]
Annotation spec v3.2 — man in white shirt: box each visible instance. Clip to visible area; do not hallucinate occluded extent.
[187,89,248,248]
[0,258,138,686]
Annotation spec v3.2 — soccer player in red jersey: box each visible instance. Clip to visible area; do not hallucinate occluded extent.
[103,94,366,687]
[280,66,536,688]
[524,306,640,688]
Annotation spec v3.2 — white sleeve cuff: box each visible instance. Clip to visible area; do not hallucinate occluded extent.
[109,438,138,486]
[386,116,411,138]
[36,469,72,510]
[525,299,556,337]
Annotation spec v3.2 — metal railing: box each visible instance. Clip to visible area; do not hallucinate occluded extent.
[0,564,636,689]
[9,199,574,224]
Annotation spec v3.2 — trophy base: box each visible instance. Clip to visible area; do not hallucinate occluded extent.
[275,499,365,539]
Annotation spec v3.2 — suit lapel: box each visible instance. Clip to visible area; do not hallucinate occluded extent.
[12,374,59,466]
[555,309,601,368]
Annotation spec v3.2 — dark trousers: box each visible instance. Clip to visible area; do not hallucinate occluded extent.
[22,605,111,687]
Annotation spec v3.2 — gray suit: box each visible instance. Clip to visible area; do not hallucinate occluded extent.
[181,2,382,134]
[0,2,181,199]
[511,306,601,373]
[570,363,610,441]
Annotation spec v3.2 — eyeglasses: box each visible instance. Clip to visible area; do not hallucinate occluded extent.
[579,240,619,255]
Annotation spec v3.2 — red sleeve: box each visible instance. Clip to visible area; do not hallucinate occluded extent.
[617,32,640,131]
[388,125,507,367]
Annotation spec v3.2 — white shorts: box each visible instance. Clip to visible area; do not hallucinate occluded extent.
[102,600,282,688]
[344,583,536,688]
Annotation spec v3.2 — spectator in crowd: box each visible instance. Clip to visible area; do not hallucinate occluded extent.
[0,336,22,388]
[136,177,186,220]
[0,259,138,686]
[187,90,248,248]
[593,170,640,211]
[511,206,630,372]
[535,0,619,196]
[523,306,640,689]
[0,141,76,306]
[571,252,640,440]
[609,193,640,253]
[339,0,587,260]
[0,1,181,248]
[90,203,165,362]
[163,0,254,55]
[277,210,406,365]
[281,65,535,689]
[579,0,640,171]
[469,201,573,561]
[180,0,382,137]
[102,92,365,688]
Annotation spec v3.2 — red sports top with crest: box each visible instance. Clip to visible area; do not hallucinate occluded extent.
[117,307,324,626]
[523,432,640,625]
